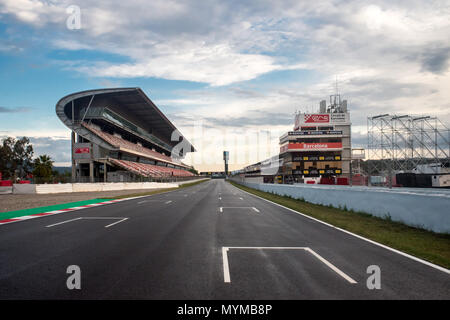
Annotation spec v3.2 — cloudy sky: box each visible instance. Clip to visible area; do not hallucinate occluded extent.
[0,0,449,170]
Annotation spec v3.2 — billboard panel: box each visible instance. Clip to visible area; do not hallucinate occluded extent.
[280,142,343,153]
[294,113,350,129]
[73,143,91,160]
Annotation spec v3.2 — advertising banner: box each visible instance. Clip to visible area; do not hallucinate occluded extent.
[294,113,350,127]
[288,130,342,136]
[73,143,91,160]
[280,142,343,153]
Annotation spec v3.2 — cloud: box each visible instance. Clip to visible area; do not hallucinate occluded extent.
[29,136,71,163]
[0,106,32,113]
[2,0,450,168]
[421,46,450,74]
[79,42,288,86]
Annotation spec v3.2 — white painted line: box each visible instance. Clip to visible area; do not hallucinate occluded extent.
[231,184,450,275]
[46,217,82,228]
[82,217,125,220]
[104,218,128,228]
[239,197,243,200]
[219,207,259,213]
[222,247,231,283]
[137,199,166,204]
[222,246,357,284]
[165,200,172,204]
[46,217,127,228]
[227,246,307,250]
[305,248,357,284]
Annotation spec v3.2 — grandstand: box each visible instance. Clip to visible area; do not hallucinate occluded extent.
[56,88,196,182]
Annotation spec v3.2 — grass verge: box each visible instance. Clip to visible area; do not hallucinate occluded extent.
[106,178,209,200]
[228,180,450,269]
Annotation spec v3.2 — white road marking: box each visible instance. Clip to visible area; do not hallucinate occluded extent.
[222,247,231,283]
[219,207,259,213]
[239,197,243,200]
[165,200,172,204]
[233,184,450,275]
[138,200,166,204]
[46,217,82,228]
[305,248,357,284]
[219,197,222,200]
[46,217,128,228]
[104,218,128,228]
[222,246,357,284]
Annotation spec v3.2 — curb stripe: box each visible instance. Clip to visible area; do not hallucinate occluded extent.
[0,199,132,226]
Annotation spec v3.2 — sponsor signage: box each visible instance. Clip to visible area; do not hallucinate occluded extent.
[293,155,342,161]
[73,143,92,160]
[293,168,342,175]
[304,114,329,123]
[75,147,90,154]
[331,113,346,122]
[288,130,342,136]
[281,142,343,152]
[294,113,350,127]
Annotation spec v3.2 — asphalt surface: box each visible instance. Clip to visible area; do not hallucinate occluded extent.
[0,179,448,299]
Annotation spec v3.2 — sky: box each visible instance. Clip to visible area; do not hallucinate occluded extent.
[0,0,449,171]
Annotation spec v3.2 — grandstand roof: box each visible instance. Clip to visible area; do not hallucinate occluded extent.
[56,87,195,152]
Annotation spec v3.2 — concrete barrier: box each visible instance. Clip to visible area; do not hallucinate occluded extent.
[12,184,36,194]
[10,178,209,195]
[36,184,73,194]
[231,179,450,234]
[0,186,12,194]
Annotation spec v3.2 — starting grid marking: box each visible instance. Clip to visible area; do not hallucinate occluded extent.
[0,197,141,227]
[221,246,357,284]
[46,217,128,228]
[219,207,259,213]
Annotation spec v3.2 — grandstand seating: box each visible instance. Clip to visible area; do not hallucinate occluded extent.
[82,122,186,168]
[109,159,194,178]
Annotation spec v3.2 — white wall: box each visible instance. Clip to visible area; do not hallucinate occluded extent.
[12,184,36,194]
[0,186,12,194]
[231,179,450,234]
[11,178,208,195]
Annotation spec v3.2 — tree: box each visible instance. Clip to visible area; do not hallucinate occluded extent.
[0,137,34,180]
[188,167,199,175]
[33,155,54,179]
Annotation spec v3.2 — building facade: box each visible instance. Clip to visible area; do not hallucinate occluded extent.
[278,95,351,183]
[56,88,196,182]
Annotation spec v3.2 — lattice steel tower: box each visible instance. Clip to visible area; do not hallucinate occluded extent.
[367,114,450,187]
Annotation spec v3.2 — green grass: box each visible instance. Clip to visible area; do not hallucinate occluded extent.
[228,180,450,269]
[105,178,209,199]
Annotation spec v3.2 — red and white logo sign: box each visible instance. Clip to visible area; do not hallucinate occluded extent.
[304,114,330,123]
[287,142,342,150]
[75,147,90,154]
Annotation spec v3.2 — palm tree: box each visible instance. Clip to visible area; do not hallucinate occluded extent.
[33,155,54,178]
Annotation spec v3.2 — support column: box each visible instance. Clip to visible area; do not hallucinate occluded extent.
[89,161,94,183]
[104,160,107,183]
[71,131,76,182]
